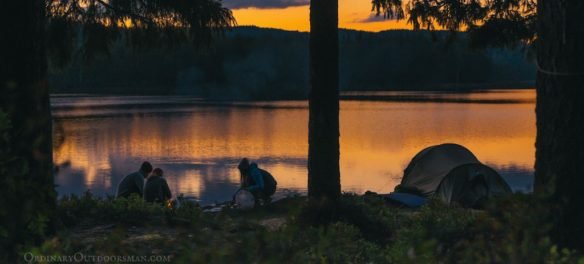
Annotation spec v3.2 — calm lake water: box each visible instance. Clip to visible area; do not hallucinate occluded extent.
[52,90,535,204]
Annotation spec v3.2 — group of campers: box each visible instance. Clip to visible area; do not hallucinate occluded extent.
[115,158,277,206]
[117,144,513,209]
[115,162,172,204]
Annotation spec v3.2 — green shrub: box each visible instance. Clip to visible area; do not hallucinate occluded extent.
[31,191,584,263]
[385,194,583,263]
[445,194,582,263]
[294,193,400,244]
[57,191,169,226]
[385,199,476,262]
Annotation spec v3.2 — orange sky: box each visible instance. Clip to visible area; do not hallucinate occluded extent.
[231,0,412,32]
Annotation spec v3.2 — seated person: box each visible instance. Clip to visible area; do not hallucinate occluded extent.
[144,168,172,204]
[235,158,277,204]
[116,161,152,198]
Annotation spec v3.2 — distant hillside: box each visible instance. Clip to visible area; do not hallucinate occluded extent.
[49,26,535,99]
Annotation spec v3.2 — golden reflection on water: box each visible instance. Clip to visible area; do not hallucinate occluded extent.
[53,90,535,203]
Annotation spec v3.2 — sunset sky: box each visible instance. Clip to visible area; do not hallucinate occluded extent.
[225,0,412,32]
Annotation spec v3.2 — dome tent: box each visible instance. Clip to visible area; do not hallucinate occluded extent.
[397,143,512,208]
[400,143,480,196]
[434,163,512,208]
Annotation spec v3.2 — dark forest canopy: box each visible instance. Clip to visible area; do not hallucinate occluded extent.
[46,0,236,66]
[372,0,536,48]
[49,26,535,99]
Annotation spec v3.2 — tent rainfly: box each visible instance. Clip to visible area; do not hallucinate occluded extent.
[396,143,512,208]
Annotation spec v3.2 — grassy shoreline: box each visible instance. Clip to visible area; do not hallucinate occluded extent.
[19,192,582,263]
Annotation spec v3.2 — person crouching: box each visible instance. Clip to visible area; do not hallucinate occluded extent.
[144,168,172,204]
[236,158,277,205]
[116,161,152,199]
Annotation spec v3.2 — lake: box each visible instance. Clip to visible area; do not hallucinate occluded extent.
[52,89,535,204]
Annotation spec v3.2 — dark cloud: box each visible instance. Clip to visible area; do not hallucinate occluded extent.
[224,0,309,9]
[354,14,388,23]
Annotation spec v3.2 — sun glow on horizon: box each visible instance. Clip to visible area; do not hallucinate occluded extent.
[231,0,413,32]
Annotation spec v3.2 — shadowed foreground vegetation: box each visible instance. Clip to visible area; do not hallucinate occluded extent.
[20,192,582,263]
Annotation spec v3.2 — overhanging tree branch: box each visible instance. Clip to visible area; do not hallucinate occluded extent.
[94,0,155,25]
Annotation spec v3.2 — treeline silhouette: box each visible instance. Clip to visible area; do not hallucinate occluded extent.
[49,26,535,100]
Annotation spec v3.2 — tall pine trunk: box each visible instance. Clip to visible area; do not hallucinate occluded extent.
[536,0,584,250]
[308,0,341,199]
[0,0,55,255]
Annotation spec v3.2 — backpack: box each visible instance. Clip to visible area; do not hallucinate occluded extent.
[259,169,277,196]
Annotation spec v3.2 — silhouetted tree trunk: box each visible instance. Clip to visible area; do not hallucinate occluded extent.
[308,0,341,199]
[0,0,55,255]
[536,0,584,250]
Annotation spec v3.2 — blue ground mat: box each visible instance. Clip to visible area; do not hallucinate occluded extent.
[383,192,428,208]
